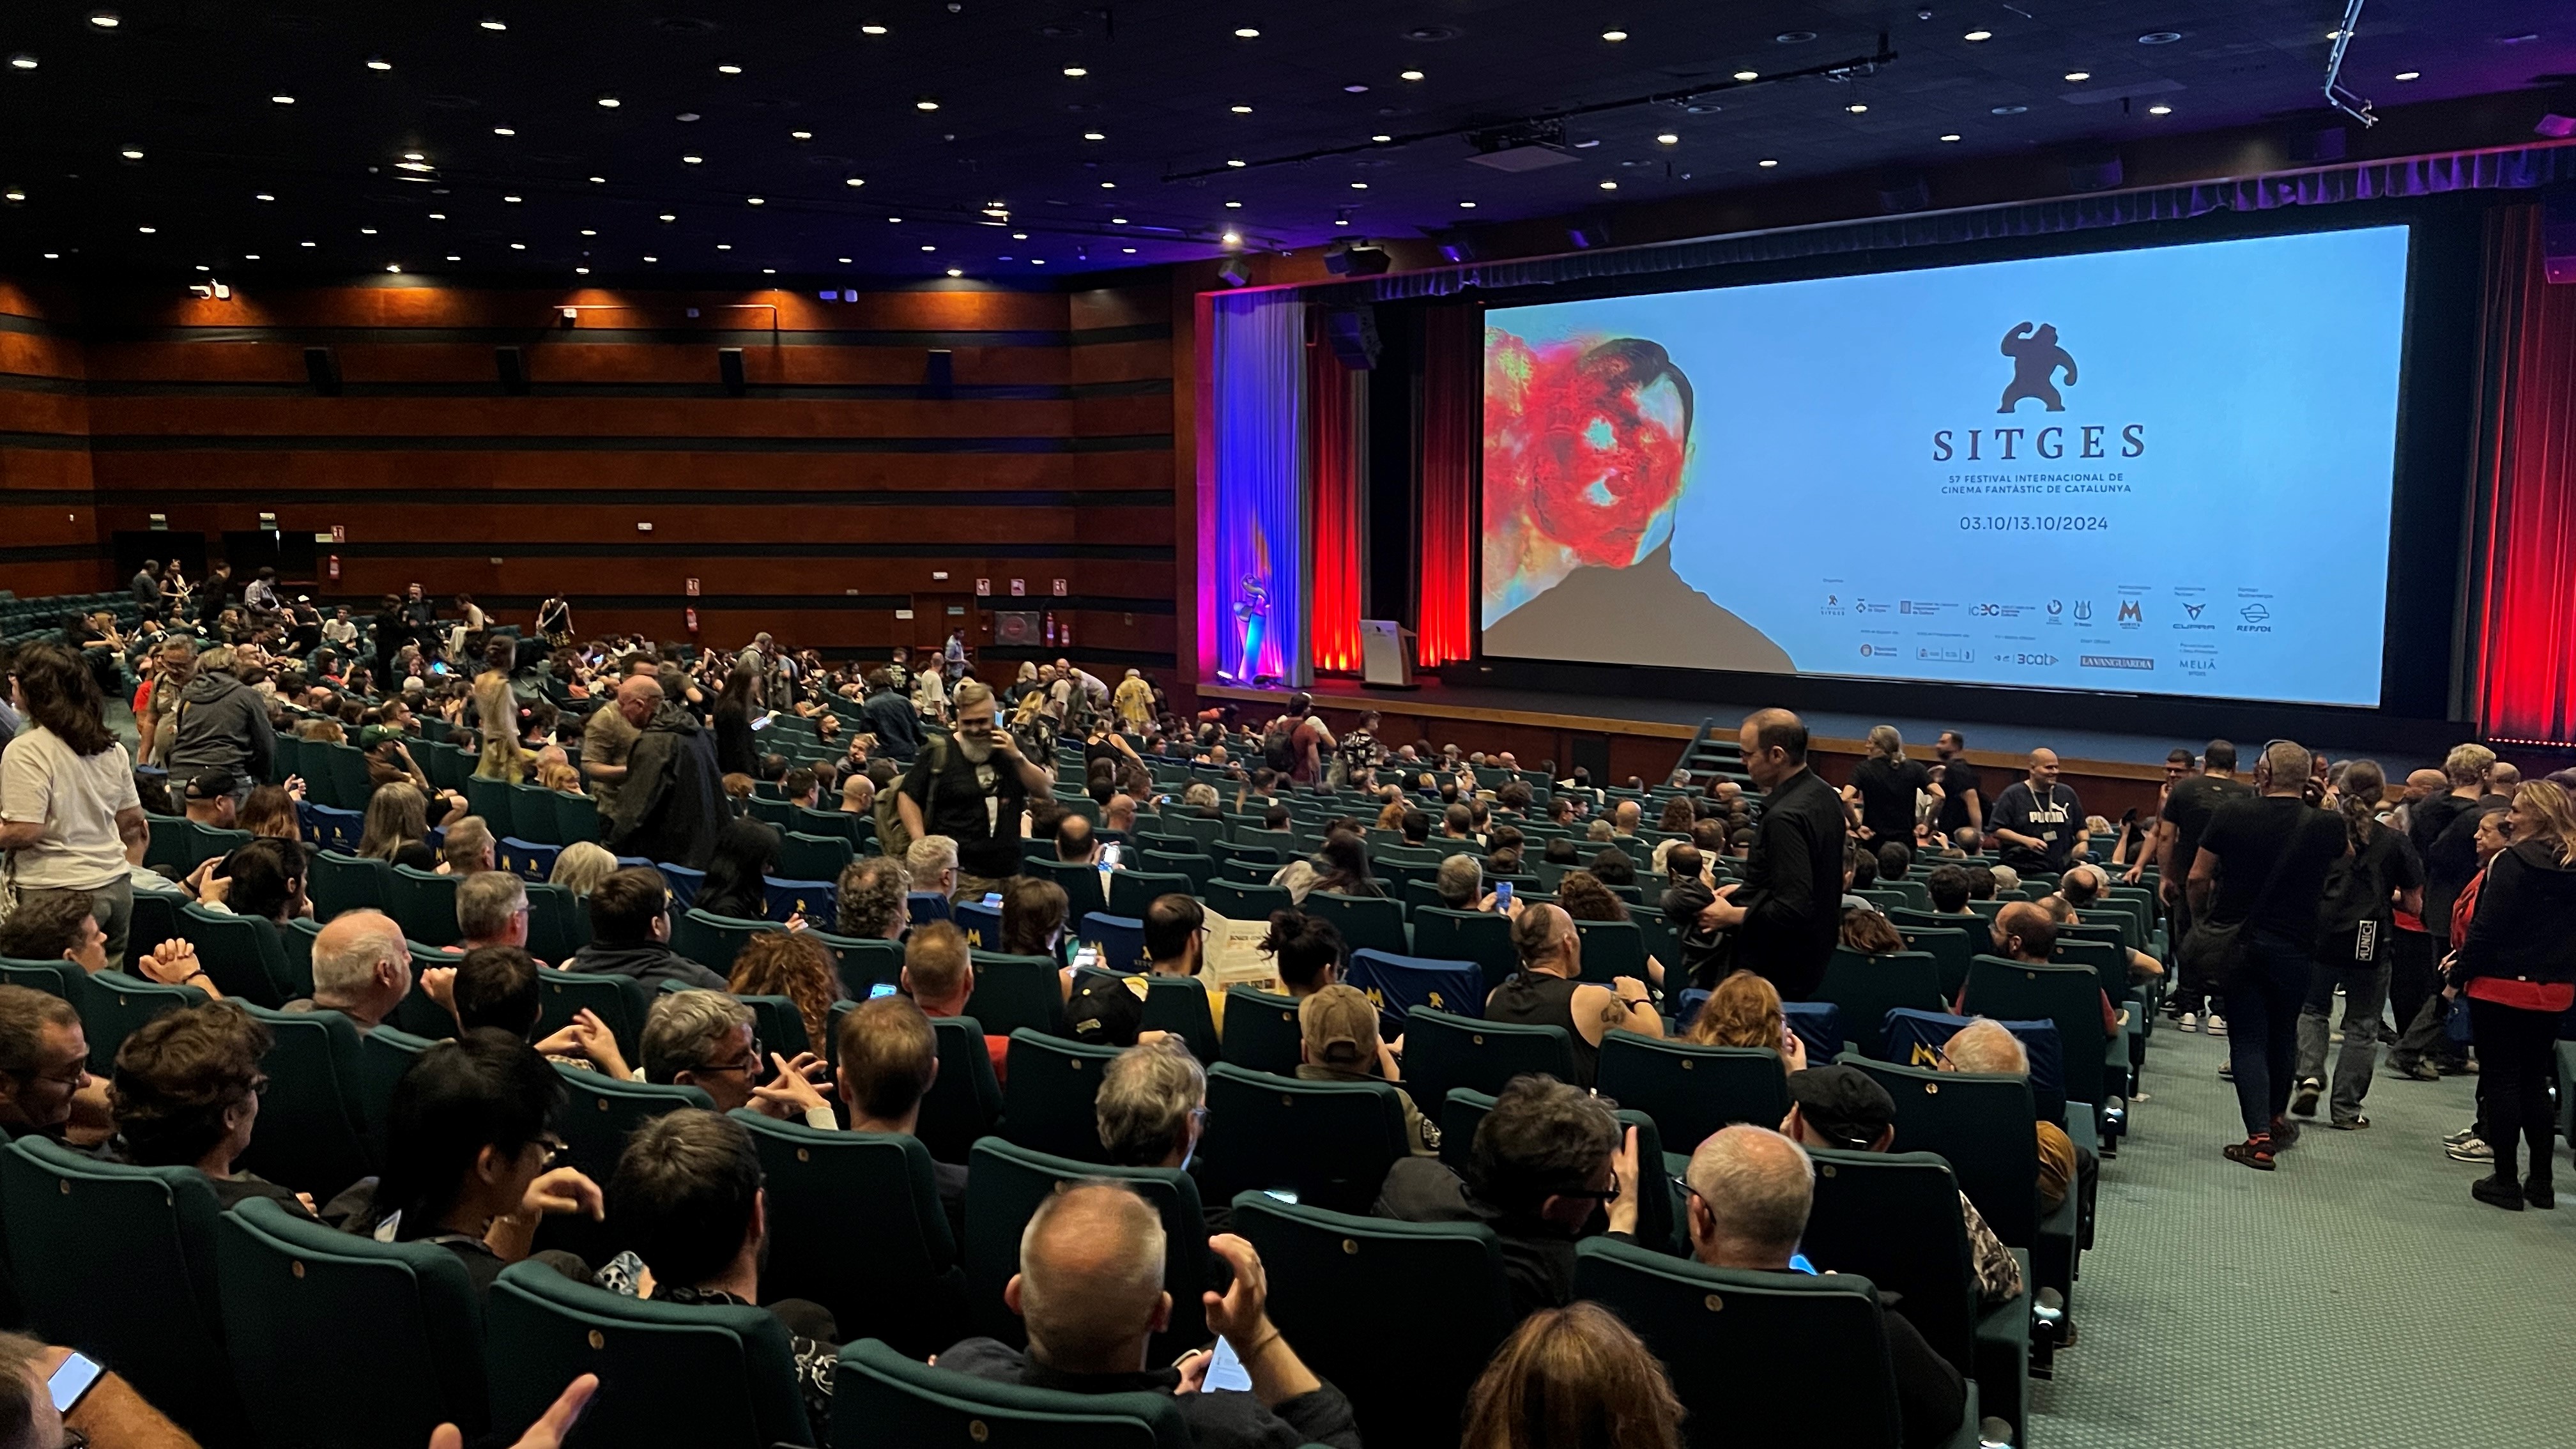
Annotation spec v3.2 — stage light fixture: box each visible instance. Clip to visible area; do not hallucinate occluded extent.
[1217,256,1252,286]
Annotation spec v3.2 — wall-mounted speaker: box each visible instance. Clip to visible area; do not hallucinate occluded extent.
[494,346,528,395]
[303,346,341,396]
[717,346,747,396]
[1321,305,1381,371]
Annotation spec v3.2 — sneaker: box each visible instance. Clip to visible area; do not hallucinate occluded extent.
[2205,1014,2228,1038]
[2446,1136,2496,1163]
[2441,1125,2479,1147]
[2291,1078,2323,1117]
[2177,1012,2199,1032]
[2472,1174,2526,1211]
[2225,1136,2276,1170]
[2389,1061,2441,1082]
[2218,1061,2234,1082]
[2330,1116,2371,1130]
[2439,1058,2478,1076]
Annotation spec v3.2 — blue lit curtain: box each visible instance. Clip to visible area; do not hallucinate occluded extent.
[1206,291,1309,686]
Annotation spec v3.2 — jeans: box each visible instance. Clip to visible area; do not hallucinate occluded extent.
[19,877,133,974]
[2468,995,2561,1183]
[2294,960,2388,1122]
[2223,928,2312,1138]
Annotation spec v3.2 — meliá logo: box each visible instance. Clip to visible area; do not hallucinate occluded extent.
[1930,319,2145,462]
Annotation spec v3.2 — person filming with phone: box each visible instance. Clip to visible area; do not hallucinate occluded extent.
[897,680,1054,903]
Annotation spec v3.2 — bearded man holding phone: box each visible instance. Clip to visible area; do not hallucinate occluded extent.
[897,680,1057,902]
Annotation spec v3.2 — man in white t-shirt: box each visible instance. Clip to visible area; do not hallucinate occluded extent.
[0,646,149,972]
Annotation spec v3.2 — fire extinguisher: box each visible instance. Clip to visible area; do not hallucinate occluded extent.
[1042,611,1055,647]
[684,606,699,634]
[1058,612,1073,647]
[326,555,341,581]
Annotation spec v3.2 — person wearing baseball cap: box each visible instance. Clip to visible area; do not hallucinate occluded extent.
[1294,984,1438,1156]
[180,769,241,830]
[1781,1065,2023,1307]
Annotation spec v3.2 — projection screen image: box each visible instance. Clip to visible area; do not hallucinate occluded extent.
[1478,225,2412,707]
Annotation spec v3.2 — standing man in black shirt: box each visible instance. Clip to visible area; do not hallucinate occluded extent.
[1848,725,1933,846]
[1988,749,2089,877]
[2189,740,2349,1171]
[2152,740,2253,1032]
[1696,709,1844,1000]
[2388,743,2502,1076]
[898,679,1052,901]
[1929,730,1984,841]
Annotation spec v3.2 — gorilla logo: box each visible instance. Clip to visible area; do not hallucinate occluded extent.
[1997,321,2077,413]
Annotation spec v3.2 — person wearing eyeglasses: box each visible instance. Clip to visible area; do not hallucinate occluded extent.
[636,990,834,1128]
[1372,1073,1641,1326]
[0,986,109,1149]
[103,1002,319,1216]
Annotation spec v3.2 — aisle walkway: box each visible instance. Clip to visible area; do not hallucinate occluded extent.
[2028,1025,2574,1448]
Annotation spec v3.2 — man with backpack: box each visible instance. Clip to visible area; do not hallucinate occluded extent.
[2290,762,2421,1129]
[895,680,1052,902]
[1262,693,1332,786]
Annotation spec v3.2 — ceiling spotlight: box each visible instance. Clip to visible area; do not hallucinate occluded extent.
[1234,27,1260,38]
[1063,66,1087,77]
[271,94,296,105]
[914,96,939,110]
[366,57,392,70]
[588,175,606,183]
[946,268,962,276]
[2394,70,2420,81]
[479,17,507,31]
[1,188,22,203]
[1111,216,1128,223]
[2326,29,2345,40]
[1011,231,1028,239]
[6,55,36,70]
[300,240,314,247]
[862,24,888,34]
[659,212,676,220]
[1121,247,1135,253]
[2138,31,2182,44]
[88,12,120,27]
[1100,181,1116,188]
[920,244,935,252]
[1344,84,1368,93]
[844,176,865,187]
[2147,104,2171,116]
[1400,70,1425,80]
[1230,104,1252,113]
[1457,199,1476,208]
[1846,103,1868,112]
[887,215,901,222]
[395,161,433,172]
[1600,29,1628,42]
[1655,132,1678,144]
[137,225,155,233]
[682,154,703,164]
[1371,134,1393,142]
[579,228,596,236]
[790,130,811,139]
[503,194,522,203]
[574,266,589,274]
[1031,259,1045,265]
[246,253,261,259]
[1598,180,1617,188]
[1227,158,1246,167]
[256,191,278,200]
[717,63,743,74]
[1963,29,1991,42]
[1222,229,1242,243]
[401,151,425,160]
[1939,132,1963,141]
[644,255,658,261]
[677,111,701,122]
[761,268,776,275]
[2063,71,2090,82]
[716,243,731,249]
[1224,199,1243,208]
[1758,157,1779,167]
[493,126,516,135]
[1349,181,1367,189]
[386,264,402,273]
[119,148,144,160]
[1991,103,2027,114]
[747,196,764,204]
[1082,130,1105,140]
[1733,70,1759,81]
[509,242,525,250]
[597,96,620,107]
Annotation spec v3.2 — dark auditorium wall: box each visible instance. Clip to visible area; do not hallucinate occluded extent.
[0,280,104,601]
[4,273,1183,666]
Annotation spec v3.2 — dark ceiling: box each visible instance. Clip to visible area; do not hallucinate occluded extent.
[0,1,2566,285]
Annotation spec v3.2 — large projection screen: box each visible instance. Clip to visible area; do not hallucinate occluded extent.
[1478,225,2413,707]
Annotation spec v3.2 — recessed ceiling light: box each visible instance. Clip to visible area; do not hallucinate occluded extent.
[914,97,939,110]
[300,240,314,247]
[271,94,296,105]
[747,196,765,205]
[88,12,120,27]
[1031,259,1045,265]
[1655,132,1678,144]
[246,253,261,259]
[1371,134,1393,142]
[1400,70,1425,80]
[645,255,658,261]
[1111,216,1127,223]
[1121,247,1135,254]
[2148,104,2173,116]
[1758,157,1779,167]
[1100,181,1116,188]
[574,266,589,274]
[136,226,155,233]
[1774,30,1816,43]
[1227,158,1246,167]
[887,216,901,222]
[1011,231,1029,239]
[1734,70,1759,81]
[659,212,676,221]
[367,57,393,70]
[1344,84,1368,93]
[1600,29,1628,42]
[838,257,852,263]
[677,112,701,122]
[1457,199,1476,208]
[1222,229,1241,243]
[41,252,57,259]
[509,241,525,249]
[6,55,36,70]
[1230,104,1252,113]
[120,148,144,160]
[2138,31,2182,45]
[386,264,401,273]
[1350,181,1367,189]
[588,175,606,183]
[921,244,935,252]
[2063,71,2090,82]
[2326,29,2345,40]
[1224,199,1243,208]
[790,130,812,140]
[1963,29,1992,42]
[479,17,507,31]
[1598,180,1617,189]
[716,243,731,249]
[1991,103,2027,114]
[579,229,596,236]
[1063,66,1087,77]
[947,268,962,276]
[493,126,516,135]
[1846,103,1868,113]
[844,176,865,187]
[717,64,743,75]
[1939,133,1962,142]
[257,192,277,201]
[2,189,23,203]
[503,194,522,203]
[597,96,620,107]
[1234,27,1260,38]
[761,268,775,274]
[2394,70,2420,81]
[1082,130,1105,140]
[861,24,887,34]
[682,155,703,164]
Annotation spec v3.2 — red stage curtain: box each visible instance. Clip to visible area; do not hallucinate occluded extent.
[1308,330,1363,674]
[2472,204,2576,746]
[1416,303,1480,667]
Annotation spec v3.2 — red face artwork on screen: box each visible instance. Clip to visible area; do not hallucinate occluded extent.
[1483,332,1694,615]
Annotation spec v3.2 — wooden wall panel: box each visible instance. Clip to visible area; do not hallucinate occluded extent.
[0,282,105,593]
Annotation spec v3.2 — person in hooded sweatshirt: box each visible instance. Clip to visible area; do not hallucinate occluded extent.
[565,866,729,991]
[602,673,726,871]
[164,647,275,799]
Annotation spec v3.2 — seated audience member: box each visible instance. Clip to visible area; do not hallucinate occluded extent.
[1094,1040,1216,1218]
[0,985,109,1144]
[901,921,1008,1080]
[440,815,498,877]
[1260,910,1347,997]
[1400,810,1433,847]
[1485,905,1661,1089]
[194,834,309,930]
[1842,904,1909,956]
[1056,813,1100,866]
[1942,1019,2081,1215]
[282,908,413,1031]
[906,834,961,905]
[0,892,112,977]
[1683,969,1807,1073]
[1554,869,1665,992]
[567,867,728,990]
[356,781,440,870]
[550,841,620,899]
[834,995,968,1239]
[834,855,910,940]
[1963,865,1998,903]
[451,870,537,959]
[1374,1073,1639,1322]
[1988,864,2022,898]
[609,1109,843,1438]
[1000,877,1069,962]
[1544,837,1581,868]
[694,817,781,921]
[1460,1303,1685,1449]
[1926,865,1974,915]
[1779,1066,2023,1307]
[1680,1126,1965,1449]
[779,767,820,811]
[349,1029,606,1297]
[1851,844,1881,893]
[933,1181,1362,1449]
[1435,854,1489,911]
[839,772,876,816]
[1949,827,1983,858]
[1296,985,1436,1156]
[2039,863,2163,982]
[728,930,843,1050]
[1588,847,1637,889]
[107,1002,319,1213]
[447,945,629,1077]
[639,990,834,1126]
[1979,901,2118,1038]
[181,767,241,829]
[238,783,302,842]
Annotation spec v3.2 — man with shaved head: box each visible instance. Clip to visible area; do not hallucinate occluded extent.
[287,908,411,1032]
[935,1182,1362,1448]
[1990,746,2089,878]
[1682,1126,1965,1447]
[1689,709,1844,997]
[604,670,726,869]
[2189,739,2349,1170]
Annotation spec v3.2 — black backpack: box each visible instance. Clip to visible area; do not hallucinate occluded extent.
[1262,721,1298,774]
[2313,828,2393,962]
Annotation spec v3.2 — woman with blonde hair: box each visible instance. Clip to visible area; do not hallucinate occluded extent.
[1657,795,1697,833]
[1461,1301,1685,1449]
[1684,968,1807,1070]
[729,929,844,1049]
[2455,779,2576,1210]
[471,636,528,783]
[535,757,583,793]
[549,841,620,898]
